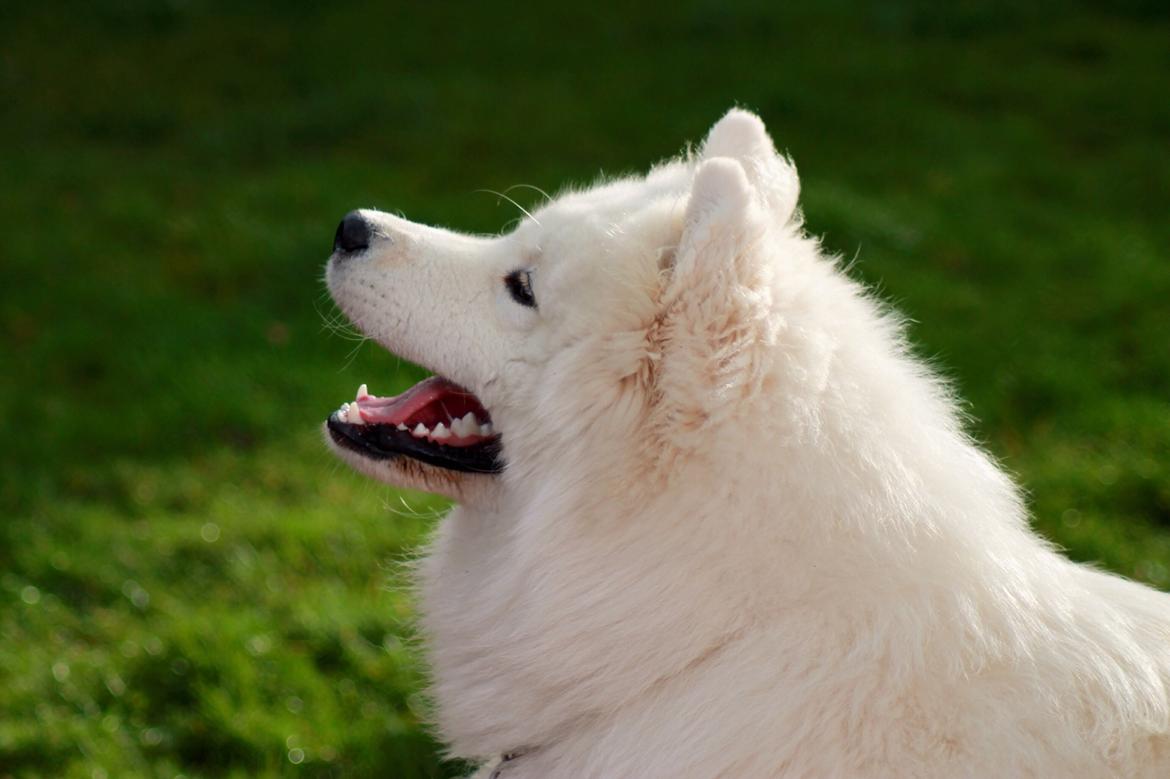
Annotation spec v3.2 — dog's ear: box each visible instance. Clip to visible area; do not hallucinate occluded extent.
[669,155,767,304]
[701,109,800,224]
[670,156,765,292]
[652,157,776,448]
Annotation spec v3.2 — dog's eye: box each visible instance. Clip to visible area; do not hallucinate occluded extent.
[505,269,537,308]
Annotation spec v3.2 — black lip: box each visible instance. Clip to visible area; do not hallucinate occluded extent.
[327,415,504,474]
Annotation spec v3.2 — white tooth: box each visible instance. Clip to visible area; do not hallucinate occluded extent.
[356,383,369,400]
[459,412,479,436]
[396,423,408,431]
[412,423,429,438]
[431,422,451,440]
[346,404,365,425]
[480,423,493,436]
[450,415,470,437]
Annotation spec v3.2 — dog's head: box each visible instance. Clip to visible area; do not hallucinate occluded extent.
[324,110,805,505]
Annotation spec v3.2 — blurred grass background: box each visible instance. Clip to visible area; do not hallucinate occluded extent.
[1,1,1168,776]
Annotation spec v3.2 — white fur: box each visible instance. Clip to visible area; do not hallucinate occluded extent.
[326,110,1170,777]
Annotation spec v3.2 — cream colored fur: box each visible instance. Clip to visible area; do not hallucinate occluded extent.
[326,110,1170,777]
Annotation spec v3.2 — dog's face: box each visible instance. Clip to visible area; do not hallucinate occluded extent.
[324,110,801,505]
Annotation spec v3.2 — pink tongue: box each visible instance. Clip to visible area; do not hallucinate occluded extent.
[355,377,489,429]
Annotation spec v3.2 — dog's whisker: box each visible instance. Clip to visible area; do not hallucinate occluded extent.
[474,188,542,226]
[504,182,553,205]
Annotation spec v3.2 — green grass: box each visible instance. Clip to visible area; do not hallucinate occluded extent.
[2,1,1169,776]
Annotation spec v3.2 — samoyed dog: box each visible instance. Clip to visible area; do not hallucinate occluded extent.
[324,110,1170,777]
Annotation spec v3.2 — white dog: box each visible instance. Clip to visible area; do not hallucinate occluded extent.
[324,110,1170,777]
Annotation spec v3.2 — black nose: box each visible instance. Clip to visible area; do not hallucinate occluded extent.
[333,211,370,254]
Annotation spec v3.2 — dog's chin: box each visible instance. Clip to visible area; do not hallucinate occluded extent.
[324,423,501,506]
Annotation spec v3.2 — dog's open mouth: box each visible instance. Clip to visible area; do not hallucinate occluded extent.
[326,377,503,474]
